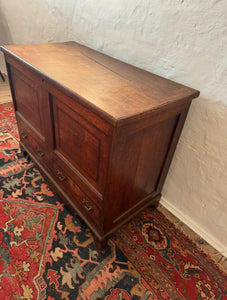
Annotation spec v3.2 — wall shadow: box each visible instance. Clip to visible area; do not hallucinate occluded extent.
[0,4,13,73]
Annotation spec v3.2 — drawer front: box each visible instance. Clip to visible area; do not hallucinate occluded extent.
[51,95,110,193]
[17,116,49,166]
[51,160,102,228]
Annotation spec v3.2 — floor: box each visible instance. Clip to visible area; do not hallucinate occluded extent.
[158,204,227,273]
[0,73,226,273]
[0,74,11,104]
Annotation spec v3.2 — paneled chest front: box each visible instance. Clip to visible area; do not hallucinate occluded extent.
[1,42,199,249]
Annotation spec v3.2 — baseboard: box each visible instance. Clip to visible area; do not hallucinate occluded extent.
[160,197,227,258]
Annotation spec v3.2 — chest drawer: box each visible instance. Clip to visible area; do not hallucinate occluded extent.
[51,160,102,229]
[17,115,50,166]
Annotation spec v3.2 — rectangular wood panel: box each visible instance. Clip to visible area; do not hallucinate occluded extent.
[134,115,179,197]
[55,105,100,181]
[10,66,43,136]
[51,95,109,193]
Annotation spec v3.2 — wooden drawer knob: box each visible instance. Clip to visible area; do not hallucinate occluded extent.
[21,131,28,139]
[37,148,45,157]
[57,170,66,181]
[82,198,92,211]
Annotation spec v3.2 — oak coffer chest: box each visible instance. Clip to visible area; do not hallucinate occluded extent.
[1,42,199,249]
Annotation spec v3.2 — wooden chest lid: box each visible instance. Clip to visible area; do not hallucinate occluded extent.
[1,42,199,121]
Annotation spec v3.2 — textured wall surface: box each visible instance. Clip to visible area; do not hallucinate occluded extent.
[0,0,74,72]
[0,0,226,255]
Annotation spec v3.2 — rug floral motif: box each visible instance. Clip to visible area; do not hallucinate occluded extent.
[0,102,227,300]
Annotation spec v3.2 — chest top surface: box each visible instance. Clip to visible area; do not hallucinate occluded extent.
[1,42,199,121]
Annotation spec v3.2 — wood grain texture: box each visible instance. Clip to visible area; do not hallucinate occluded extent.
[1,42,199,121]
[1,42,200,249]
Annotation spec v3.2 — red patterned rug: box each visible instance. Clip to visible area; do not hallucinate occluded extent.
[0,102,227,300]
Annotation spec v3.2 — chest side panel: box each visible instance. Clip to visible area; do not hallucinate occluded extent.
[103,104,190,232]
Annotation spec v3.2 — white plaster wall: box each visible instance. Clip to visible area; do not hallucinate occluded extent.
[0,0,226,255]
[0,0,75,72]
